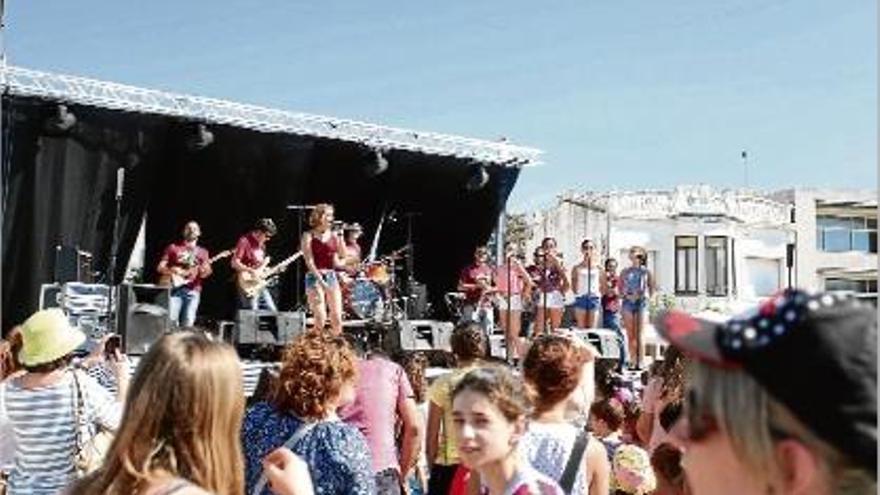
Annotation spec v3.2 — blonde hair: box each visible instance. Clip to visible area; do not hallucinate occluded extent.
[71,332,245,495]
[689,361,875,493]
[309,203,334,228]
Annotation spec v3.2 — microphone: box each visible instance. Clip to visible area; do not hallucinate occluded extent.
[116,168,125,199]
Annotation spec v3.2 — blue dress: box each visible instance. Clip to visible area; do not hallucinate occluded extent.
[241,401,377,495]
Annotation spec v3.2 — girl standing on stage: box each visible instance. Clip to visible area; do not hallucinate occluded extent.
[494,242,533,362]
[619,246,654,369]
[301,203,347,335]
[571,239,602,329]
[532,237,569,336]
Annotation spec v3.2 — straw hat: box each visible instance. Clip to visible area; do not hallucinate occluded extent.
[18,308,86,367]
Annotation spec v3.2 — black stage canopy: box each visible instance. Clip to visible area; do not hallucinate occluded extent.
[1,95,522,331]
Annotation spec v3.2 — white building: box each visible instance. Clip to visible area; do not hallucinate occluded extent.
[770,188,877,303]
[526,185,794,315]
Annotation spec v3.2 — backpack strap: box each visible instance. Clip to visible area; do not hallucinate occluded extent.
[558,430,589,495]
[251,420,318,495]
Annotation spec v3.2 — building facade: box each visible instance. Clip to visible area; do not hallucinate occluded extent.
[770,188,877,304]
[526,185,794,315]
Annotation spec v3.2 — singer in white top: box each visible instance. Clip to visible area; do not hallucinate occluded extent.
[571,239,602,329]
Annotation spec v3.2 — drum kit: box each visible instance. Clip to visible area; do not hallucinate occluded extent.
[341,246,409,321]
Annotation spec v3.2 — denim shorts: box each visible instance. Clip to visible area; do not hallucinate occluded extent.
[574,294,600,311]
[304,270,338,290]
[621,297,646,314]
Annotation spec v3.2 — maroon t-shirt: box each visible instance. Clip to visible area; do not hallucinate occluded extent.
[459,263,494,305]
[160,242,209,291]
[233,232,267,270]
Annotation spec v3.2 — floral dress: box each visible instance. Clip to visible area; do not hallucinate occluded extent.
[241,401,376,495]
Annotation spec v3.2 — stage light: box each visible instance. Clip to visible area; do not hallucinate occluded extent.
[43,104,77,134]
[465,163,489,192]
[186,123,214,150]
[365,148,389,177]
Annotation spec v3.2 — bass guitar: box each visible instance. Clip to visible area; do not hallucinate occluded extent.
[237,251,304,298]
[158,249,233,289]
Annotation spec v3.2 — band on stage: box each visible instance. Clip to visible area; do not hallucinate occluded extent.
[155,206,653,367]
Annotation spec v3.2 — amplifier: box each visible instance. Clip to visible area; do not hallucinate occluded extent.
[568,328,622,361]
[235,311,305,346]
[388,319,453,352]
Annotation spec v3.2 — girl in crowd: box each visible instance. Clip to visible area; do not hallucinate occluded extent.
[495,241,533,362]
[590,397,626,464]
[636,346,686,453]
[618,246,654,369]
[242,331,374,494]
[71,332,244,495]
[599,258,627,370]
[301,203,347,334]
[426,322,487,495]
[531,237,570,335]
[451,366,564,494]
[1,309,127,495]
[521,334,610,495]
[657,290,877,494]
[398,352,430,495]
[572,239,602,329]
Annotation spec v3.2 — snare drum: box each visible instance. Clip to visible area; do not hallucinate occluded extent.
[365,261,389,285]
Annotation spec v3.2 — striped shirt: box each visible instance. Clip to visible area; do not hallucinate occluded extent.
[1,369,121,495]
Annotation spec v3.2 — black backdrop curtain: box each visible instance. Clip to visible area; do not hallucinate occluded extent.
[2,96,520,332]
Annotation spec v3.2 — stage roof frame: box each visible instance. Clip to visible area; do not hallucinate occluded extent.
[2,65,542,167]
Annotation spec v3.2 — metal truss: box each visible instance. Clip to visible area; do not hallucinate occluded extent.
[2,65,542,166]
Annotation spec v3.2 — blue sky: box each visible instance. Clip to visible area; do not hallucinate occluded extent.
[8,0,876,211]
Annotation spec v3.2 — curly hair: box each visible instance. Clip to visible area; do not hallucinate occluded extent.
[273,332,357,420]
[452,366,532,421]
[0,326,23,379]
[449,321,486,364]
[523,334,592,413]
[398,351,428,403]
[255,218,277,236]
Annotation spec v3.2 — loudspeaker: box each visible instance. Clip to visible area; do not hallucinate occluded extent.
[786,243,795,268]
[388,320,453,352]
[54,245,93,283]
[235,311,305,346]
[39,283,63,309]
[406,282,429,319]
[569,328,622,361]
[117,284,171,355]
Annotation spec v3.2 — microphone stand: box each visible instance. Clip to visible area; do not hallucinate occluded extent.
[107,167,125,332]
[505,254,513,363]
[286,205,314,312]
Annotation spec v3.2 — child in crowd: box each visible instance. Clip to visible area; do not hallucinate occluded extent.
[590,397,626,463]
[451,366,564,495]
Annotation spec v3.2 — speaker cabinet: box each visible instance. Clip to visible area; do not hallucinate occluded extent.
[235,311,305,346]
[569,328,622,361]
[39,283,63,309]
[54,245,93,283]
[116,284,171,355]
[388,320,453,352]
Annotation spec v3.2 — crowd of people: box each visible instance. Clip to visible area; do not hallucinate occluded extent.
[0,287,876,494]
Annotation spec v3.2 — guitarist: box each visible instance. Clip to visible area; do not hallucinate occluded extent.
[457,245,497,338]
[232,218,279,311]
[156,220,212,326]
[301,203,347,335]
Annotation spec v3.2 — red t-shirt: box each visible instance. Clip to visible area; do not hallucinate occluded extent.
[234,232,266,270]
[160,242,209,291]
[459,263,494,305]
[310,234,339,270]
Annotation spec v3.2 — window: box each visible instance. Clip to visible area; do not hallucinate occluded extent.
[705,236,728,296]
[816,215,878,253]
[674,236,698,295]
[825,277,878,305]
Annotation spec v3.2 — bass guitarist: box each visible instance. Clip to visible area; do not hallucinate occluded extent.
[232,218,279,311]
[301,203,347,334]
[156,220,212,326]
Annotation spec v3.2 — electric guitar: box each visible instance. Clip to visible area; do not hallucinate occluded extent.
[158,249,233,289]
[236,251,304,298]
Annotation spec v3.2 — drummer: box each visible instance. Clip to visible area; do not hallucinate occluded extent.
[341,222,363,276]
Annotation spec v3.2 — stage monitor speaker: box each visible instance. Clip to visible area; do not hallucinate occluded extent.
[568,328,622,361]
[117,284,171,355]
[388,319,453,352]
[235,311,305,346]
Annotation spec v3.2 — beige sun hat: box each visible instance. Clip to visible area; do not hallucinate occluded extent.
[18,308,86,367]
